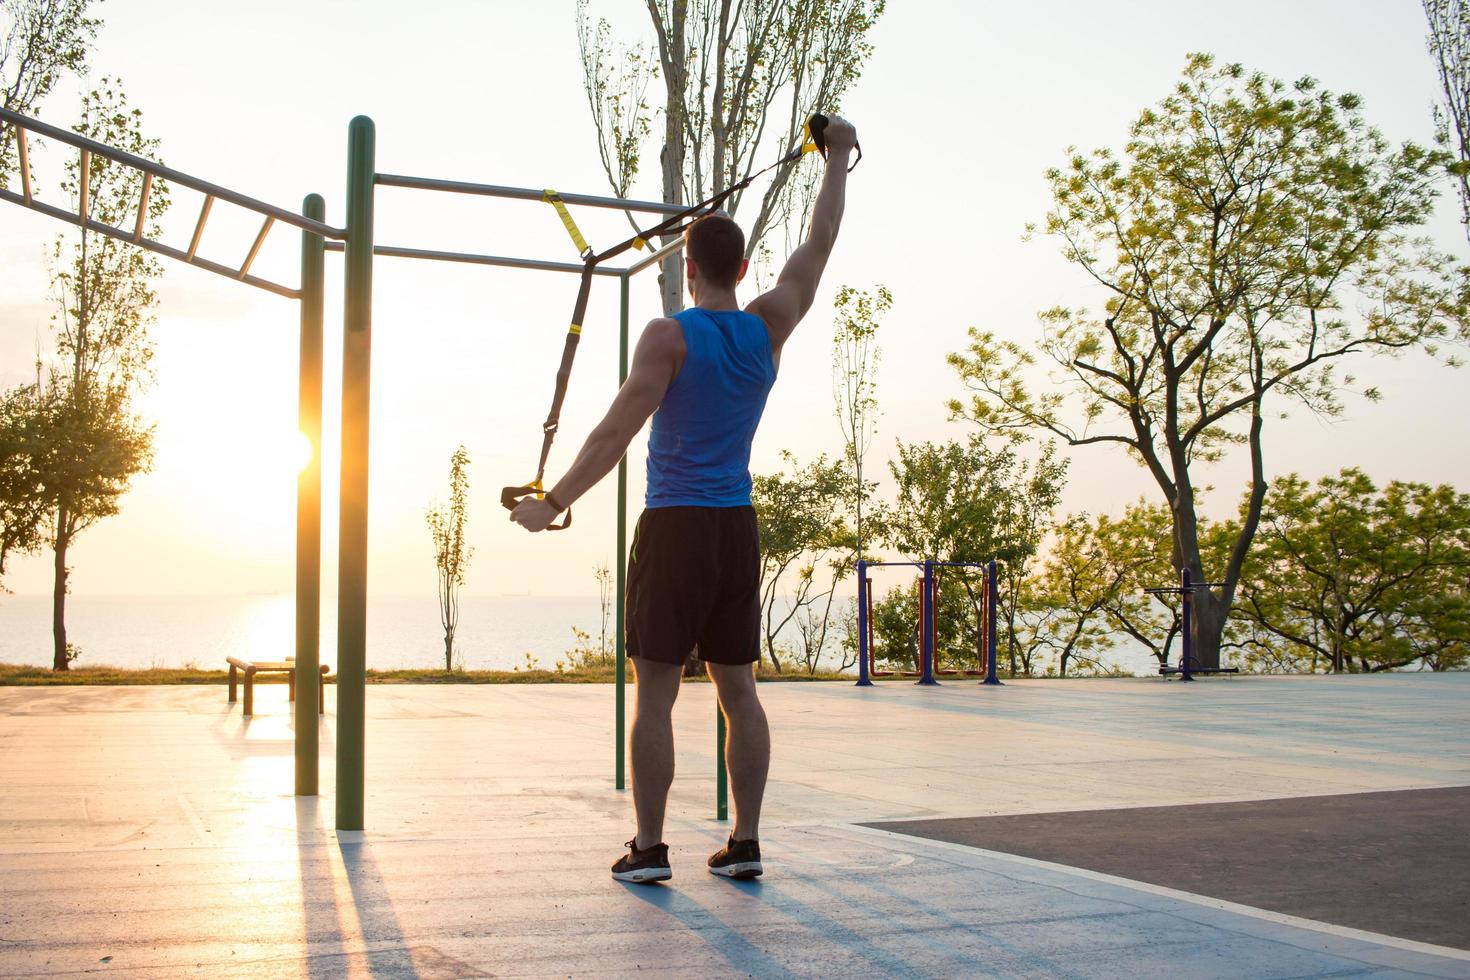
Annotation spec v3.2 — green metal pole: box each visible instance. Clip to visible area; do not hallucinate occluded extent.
[615,273,629,791]
[716,706,728,821]
[294,194,325,797]
[336,116,375,831]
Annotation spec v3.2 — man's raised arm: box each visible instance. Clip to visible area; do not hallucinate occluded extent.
[747,116,858,350]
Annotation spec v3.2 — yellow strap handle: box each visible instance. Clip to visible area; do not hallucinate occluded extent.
[543,190,591,257]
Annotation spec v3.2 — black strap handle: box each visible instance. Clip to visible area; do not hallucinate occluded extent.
[808,113,862,171]
[501,485,572,531]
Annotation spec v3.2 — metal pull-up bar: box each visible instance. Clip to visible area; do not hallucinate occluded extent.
[322,174,692,278]
[321,233,687,278]
[375,172,689,216]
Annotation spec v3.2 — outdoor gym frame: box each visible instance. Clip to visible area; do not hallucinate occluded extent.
[855,559,1002,687]
[0,108,717,830]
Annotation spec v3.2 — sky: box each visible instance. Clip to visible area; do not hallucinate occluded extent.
[0,0,1466,599]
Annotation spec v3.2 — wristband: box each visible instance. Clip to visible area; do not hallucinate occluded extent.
[544,491,568,514]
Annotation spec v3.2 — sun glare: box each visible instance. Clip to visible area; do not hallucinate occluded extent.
[293,432,315,473]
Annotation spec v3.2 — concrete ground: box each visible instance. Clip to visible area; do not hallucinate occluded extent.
[1,673,1467,978]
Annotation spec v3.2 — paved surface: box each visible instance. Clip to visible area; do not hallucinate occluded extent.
[1,673,1467,977]
[870,786,1470,950]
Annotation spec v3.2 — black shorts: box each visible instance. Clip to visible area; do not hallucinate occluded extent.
[626,506,761,666]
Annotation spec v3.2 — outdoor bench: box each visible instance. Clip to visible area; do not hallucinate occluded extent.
[226,657,329,716]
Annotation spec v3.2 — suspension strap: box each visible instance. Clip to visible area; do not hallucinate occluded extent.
[542,190,592,258]
[505,114,856,529]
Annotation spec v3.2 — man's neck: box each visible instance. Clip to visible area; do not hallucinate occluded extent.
[691,282,740,311]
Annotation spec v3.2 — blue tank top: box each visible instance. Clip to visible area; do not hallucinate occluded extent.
[645,307,777,508]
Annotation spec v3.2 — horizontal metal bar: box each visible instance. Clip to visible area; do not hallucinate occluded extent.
[0,186,300,299]
[863,562,925,569]
[374,172,689,216]
[625,234,688,276]
[0,107,345,239]
[323,240,626,276]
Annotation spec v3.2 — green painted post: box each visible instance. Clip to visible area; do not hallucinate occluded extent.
[716,706,728,821]
[294,194,326,797]
[615,273,629,791]
[336,116,375,831]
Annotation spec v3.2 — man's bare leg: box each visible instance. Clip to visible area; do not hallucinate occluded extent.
[707,661,770,841]
[630,657,684,849]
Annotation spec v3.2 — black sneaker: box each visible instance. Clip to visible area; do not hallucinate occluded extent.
[707,836,762,879]
[611,838,672,883]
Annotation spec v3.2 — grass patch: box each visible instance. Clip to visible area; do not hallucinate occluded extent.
[0,663,231,685]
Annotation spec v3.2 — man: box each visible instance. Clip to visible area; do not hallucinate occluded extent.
[511,116,858,883]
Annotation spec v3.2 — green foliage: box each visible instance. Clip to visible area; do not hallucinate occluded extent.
[868,577,920,673]
[0,0,101,181]
[426,446,472,671]
[948,53,1469,669]
[576,0,886,307]
[752,451,855,673]
[0,382,50,583]
[31,380,152,534]
[1017,502,1229,676]
[1014,515,1127,677]
[1424,0,1470,245]
[1230,469,1470,673]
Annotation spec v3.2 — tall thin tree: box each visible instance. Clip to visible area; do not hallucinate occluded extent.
[1425,0,1470,245]
[426,446,472,671]
[832,284,887,564]
[42,78,165,670]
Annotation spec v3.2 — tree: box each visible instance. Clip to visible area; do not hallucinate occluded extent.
[883,435,1065,672]
[1425,0,1470,245]
[426,446,472,671]
[0,0,100,179]
[1015,516,1120,677]
[989,442,1065,675]
[1092,500,1239,671]
[751,451,853,673]
[949,54,1469,671]
[1231,469,1470,673]
[577,0,886,312]
[832,283,887,564]
[883,437,1003,669]
[595,560,613,663]
[41,78,164,670]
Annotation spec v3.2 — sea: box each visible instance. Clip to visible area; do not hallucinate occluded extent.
[0,593,1163,676]
[0,594,613,673]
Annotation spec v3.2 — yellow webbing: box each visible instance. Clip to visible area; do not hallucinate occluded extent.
[542,189,591,257]
[800,119,819,155]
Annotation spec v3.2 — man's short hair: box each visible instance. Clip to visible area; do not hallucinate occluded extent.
[685,213,746,288]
